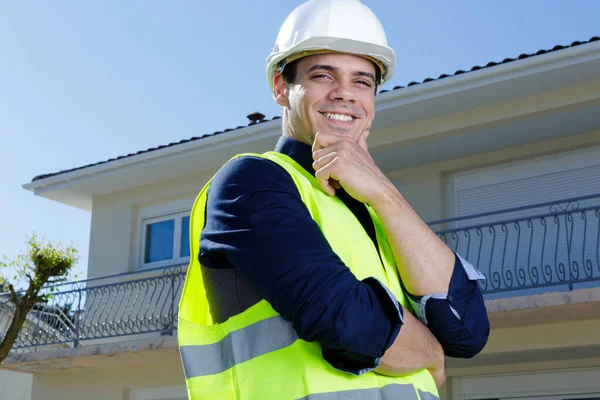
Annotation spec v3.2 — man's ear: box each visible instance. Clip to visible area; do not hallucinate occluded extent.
[273,73,290,107]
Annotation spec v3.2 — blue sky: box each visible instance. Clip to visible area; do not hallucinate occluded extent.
[1,1,598,282]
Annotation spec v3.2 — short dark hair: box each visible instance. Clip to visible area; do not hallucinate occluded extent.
[280,60,299,85]
[280,58,380,94]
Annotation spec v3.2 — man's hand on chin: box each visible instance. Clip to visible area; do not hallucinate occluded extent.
[311,130,396,205]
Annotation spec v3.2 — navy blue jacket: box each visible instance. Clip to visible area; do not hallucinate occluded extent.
[200,137,489,374]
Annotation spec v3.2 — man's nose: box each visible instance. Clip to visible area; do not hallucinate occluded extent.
[329,81,357,103]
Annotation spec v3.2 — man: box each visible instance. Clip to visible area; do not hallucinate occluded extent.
[178,1,489,399]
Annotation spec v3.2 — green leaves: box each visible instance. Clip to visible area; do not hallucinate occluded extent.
[0,234,78,299]
[28,234,78,287]
[0,234,78,362]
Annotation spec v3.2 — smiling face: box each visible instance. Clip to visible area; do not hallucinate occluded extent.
[273,53,377,145]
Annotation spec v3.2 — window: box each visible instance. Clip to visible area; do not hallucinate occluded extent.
[140,210,190,269]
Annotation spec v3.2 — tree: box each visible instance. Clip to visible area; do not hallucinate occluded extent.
[0,234,78,363]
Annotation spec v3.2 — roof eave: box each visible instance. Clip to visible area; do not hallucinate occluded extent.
[23,39,600,210]
[375,38,600,113]
[22,118,283,210]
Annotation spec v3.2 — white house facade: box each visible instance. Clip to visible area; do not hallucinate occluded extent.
[1,36,600,400]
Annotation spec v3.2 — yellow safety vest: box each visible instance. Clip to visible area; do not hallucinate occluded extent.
[178,151,439,400]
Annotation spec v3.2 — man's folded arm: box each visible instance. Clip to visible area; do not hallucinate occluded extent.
[406,253,490,358]
[201,157,442,375]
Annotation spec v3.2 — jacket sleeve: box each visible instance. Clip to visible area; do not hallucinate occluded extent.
[406,253,490,358]
[200,156,403,374]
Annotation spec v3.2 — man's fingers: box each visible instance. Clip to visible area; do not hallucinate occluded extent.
[312,151,337,171]
[312,131,351,154]
[312,145,342,162]
[315,156,340,196]
[318,178,336,196]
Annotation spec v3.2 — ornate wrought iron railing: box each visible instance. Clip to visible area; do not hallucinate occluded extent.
[429,193,600,295]
[1,193,599,352]
[0,265,185,352]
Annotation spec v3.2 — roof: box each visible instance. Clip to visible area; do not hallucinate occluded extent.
[32,35,600,183]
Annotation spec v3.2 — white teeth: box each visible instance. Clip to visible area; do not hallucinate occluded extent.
[325,113,353,122]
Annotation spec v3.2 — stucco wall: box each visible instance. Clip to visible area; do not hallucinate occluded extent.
[87,169,218,278]
[0,370,32,400]
[2,314,598,399]
[441,317,600,399]
[86,127,600,281]
[388,128,600,223]
[30,354,184,400]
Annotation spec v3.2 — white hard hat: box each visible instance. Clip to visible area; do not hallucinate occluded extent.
[266,0,396,91]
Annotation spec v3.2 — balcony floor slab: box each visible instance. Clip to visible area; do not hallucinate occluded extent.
[0,335,178,373]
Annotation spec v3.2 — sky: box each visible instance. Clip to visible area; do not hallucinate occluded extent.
[1,0,599,283]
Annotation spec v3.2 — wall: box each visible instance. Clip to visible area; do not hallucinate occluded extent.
[440,317,600,399]
[85,125,600,284]
[85,76,600,280]
[444,364,600,399]
[390,129,600,223]
[87,168,218,279]
[74,72,599,280]
[30,353,184,400]
[10,314,600,399]
[0,370,32,400]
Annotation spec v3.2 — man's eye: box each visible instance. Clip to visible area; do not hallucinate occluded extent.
[312,74,331,80]
[356,80,372,87]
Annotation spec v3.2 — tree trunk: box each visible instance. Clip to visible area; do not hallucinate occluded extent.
[0,299,36,363]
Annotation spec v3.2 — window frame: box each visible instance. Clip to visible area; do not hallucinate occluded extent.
[137,198,194,270]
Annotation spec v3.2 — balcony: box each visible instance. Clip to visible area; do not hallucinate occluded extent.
[0,266,185,356]
[1,193,599,357]
[430,193,600,298]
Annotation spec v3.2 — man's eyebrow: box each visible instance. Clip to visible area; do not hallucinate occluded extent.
[306,64,376,83]
[354,70,376,83]
[306,64,337,74]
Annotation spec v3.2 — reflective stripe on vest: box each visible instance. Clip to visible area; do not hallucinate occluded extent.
[180,317,439,400]
[180,314,440,400]
[299,384,421,400]
[180,316,299,379]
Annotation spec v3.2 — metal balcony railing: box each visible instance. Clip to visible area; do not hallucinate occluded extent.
[429,193,600,295]
[0,265,185,353]
[1,193,599,353]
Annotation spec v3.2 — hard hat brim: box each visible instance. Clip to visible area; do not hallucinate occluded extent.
[266,37,396,91]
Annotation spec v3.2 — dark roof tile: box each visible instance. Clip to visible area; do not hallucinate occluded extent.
[32,35,600,183]
[384,35,599,94]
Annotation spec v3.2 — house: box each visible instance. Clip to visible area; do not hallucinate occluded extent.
[1,35,600,400]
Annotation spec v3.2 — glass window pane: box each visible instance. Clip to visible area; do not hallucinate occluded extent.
[180,216,190,258]
[144,220,174,263]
